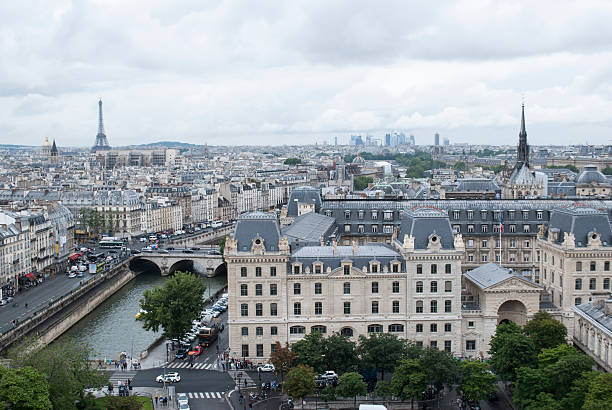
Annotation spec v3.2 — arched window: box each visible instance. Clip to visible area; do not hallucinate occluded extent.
[311,325,327,334]
[416,281,423,293]
[416,300,423,313]
[430,281,438,293]
[289,326,305,334]
[367,324,383,333]
[388,324,404,333]
[340,327,354,337]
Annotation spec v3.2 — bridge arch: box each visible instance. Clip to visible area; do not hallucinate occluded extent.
[168,259,195,275]
[129,258,162,276]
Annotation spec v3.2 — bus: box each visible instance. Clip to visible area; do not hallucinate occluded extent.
[88,261,105,274]
[197,326,219,347]
[90,252,105,261]
[99,237,124,249]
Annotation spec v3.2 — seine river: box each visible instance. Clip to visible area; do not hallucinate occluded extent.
[59,267,227,360]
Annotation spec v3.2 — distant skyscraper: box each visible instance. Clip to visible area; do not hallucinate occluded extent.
[334,136,338,146]
[92,99,111,152]
[434,132,440,146]
[443,138,450,146]
[409,135,415,146]
[385,133,391,146]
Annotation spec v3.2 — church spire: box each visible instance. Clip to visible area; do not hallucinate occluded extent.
[517,103,529,169]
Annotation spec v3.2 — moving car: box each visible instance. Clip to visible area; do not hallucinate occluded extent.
[188,346,203,356]
[257,364,275,372]
[155,372,180,383]
[177,393,189,406]
[179,403,190,410]
[175,349,188,359]
[321,371,339,380]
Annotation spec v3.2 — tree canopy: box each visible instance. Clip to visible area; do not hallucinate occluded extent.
[353,175,373,191]
[138,271,206,340]
[291,332,357,375]
[453,161,467,171]
[523,311,568,352]
[269,342,296,381]
[458,360,497,402]
[284,157,302,165]
[582,372,612,410]
[284,365,316,404]
[336,372,367,409]
[0,366,52,410]
[357,333,408,380]
[390,358,428,404]
[489,322,537,381]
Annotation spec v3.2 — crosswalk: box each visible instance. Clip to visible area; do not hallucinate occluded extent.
[186,392,224,399]
[108,371,137,386]
[165,361,221,370]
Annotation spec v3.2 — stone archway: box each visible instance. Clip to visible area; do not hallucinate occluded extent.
[497,299,528,326]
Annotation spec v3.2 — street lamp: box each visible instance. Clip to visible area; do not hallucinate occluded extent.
[233,351,237,388]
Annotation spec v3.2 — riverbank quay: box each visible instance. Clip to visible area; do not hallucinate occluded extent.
[0,258,136,353]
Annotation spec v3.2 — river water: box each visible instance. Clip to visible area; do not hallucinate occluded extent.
[59,266,227,360]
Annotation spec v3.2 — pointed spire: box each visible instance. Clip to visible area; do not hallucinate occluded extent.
[519,103,526,139]
[516,103,529,169]
[50,139,58,156]
[98,99,105,135]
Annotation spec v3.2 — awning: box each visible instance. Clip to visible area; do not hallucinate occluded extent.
[68,253,82,261]
[26,273,36,280]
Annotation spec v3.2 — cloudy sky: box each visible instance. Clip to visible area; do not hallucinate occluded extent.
[2,0,612,147]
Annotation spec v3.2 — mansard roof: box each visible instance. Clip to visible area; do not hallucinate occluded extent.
[464,263,526,289]
[287,186,322,217]
[290,243,402,272]
[398,207,455,249]
[282,212,336,246]
[233,211,281,252]
[547,206,612,247]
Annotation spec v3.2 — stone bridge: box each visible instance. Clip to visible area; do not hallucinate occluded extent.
[166,225,234,247]
[130,251,226,277]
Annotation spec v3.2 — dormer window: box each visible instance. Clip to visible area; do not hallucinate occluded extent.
[453,210,460,219]
[391,261,400,273]
[344,210,351,219]
[371,211,378,220]
[480,210,487,220]
[325,210,332,217]
[509,210,515,220]
[358,210,364,220]
[370,261,380,273]
[292,263,302,274]
[467,210,474,220]
[343,264,351,275]
[522,210,529,219]
[313,263,323,274]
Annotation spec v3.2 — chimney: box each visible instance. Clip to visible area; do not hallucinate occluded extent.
[605,298,612,316]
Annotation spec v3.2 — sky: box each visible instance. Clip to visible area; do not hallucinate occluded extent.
[2,0,612,147]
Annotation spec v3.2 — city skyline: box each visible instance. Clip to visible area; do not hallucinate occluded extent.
[2,1,612,147]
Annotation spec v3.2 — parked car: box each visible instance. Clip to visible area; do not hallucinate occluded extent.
[179,403,190,410]
[177,393,189,406]
[257,364,275,372]
[156,372,181,383]
[321,371,339,380]
[182,249,194,254]
[167,247,175,250]
[175,349,188,359]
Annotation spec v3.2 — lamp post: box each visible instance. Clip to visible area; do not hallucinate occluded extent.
[233,351,237,389]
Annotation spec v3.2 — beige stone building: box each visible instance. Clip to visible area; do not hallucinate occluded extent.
[572,297,612,373]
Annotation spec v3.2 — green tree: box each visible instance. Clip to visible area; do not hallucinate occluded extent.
[559,371,598,410]
[525,392,562,410]
[489,322,537,381]
[320,385,336,403]
[582,372,612,410]
[0,366,52,410]
[269,342,296,382]
[336,372,367,409]
[9,337,107,410]
[353,176,373,191]
[523,311,568,352]
[284,158,302,165]
[458,360,497,402]
[547,164,580,173]
[291,332,327,374]
[374,380,393,404]
[324,333,357,374]
[537,343,580,368]
[358,333,407,380]
[138,271,206,340]
[542,352,594,400]
[453,161,467,171]
[390,359,428,406]
[284,365,316,409]
[419,347,460,391]
[514,367,546,408]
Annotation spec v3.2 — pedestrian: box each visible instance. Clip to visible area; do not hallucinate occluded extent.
[25,303,28,309]
[154,394,158,406]
[244,379,247,388]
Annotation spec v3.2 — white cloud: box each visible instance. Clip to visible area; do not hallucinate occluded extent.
[1,0,612,146]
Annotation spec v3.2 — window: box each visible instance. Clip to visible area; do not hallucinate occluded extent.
[392,281,400,293]
[271,326,278,336]
[467,210,474,220]
[241,327,248,336]
[590,262,596,271]
[481,210,487,220]
[315,302,322,315]
[468,254,474,262]
[416,301,423,313]
[482,240,488,248]
[389,324,404,332]
[509,210,515,220]
[392,300,400,313]
[522,210,529,219]
[344,224,351,233]
[604,278,610,290]
[270,303,278,316]
[416,281,423,293]
[417,264,423,274]
[255,267,262,277]
[371,225,378,233]
[270,266,276,276]
[453,225,461,233]
[241,304,248,316]
[290,326,305,334]
[371,210,378,220]
[605,261,610,271]
[524,240,531,248]
[294,283,301,295]
[358,225,364,233]
[344,265,350,275]
[256,344,264,357]
[371,282,379,293]
[453,210,460,219]
[345,210,350,219]
[445,281,452,292]
[537,210,543,220]
[311,325,327,334]
[293,302,301,315]
[270,284,278,296]
[358,210,364,220]
[444,323,452,332]
[314,264,322,274]
[445,264,451,274]
[430,281,438,293]
[575,297,582,306]
[371,301,379,314]
[468,321,474,328]
[270,344,276,354]
[371,263,378,273]
[509,224,516,233]
[240,267,247,277]
[242,344,249,357]
[255,284,262,296]
[383,225,393,234]
[367,324,383,333]
[466,340,476,351]
[416,324,423,333]
[416,341,423,347]
[576,261,582,271]
[482,254,488,262]
[256,327,263,336]
[467,225,474,233]
[430,300,437,313]
[340,327,353,337]
[430,323,437,332]
[343,282,351,294]
[344,302,351,314]
[293,265,300,274]
[430,341,437,348]
[256,303,263,316]
[315,282,322,294]
[523,224,530,233]
[589,278,596,290]
[445,300,452,313]
[431,264,437,274]
[240,284,248,296]
[575,279,582,290]
[392,263,399,273]
[444,341,452,352]
[481,224,488,233]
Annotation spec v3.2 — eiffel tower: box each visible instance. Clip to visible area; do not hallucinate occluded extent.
[92,99,111,152]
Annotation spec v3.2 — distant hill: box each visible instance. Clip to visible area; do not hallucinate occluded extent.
[128,141,201,149]
[0,144,34,150]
